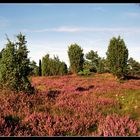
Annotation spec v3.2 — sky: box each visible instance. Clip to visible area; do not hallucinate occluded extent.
[0,3,140,66]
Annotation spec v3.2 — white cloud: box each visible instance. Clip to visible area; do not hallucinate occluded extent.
[124,12,140,18]
[22,27,80,33]
[22,26,140,34]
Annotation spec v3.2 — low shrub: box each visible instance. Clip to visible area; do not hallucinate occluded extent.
[78,69,91,76]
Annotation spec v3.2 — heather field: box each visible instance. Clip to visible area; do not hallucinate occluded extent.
[0,73,140,136]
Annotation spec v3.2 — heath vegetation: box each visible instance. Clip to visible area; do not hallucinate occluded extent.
[0,33,140,136]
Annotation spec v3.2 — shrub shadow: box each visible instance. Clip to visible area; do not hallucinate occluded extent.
[75,85,94,92]
[47,90,61,100]
[125,75,140,80]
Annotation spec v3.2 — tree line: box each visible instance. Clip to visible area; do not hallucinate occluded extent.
[0,33,140,94]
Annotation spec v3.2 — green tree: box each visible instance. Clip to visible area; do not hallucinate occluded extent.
[59,61,68,75]
[85,50,108,73]
[83,60,97,72]
[0,33,34,94]
[97,58,109,73]
[29,60,39,76]
[68,43,84,74]
[41,54,68,76]
[50,55,61,76]
[127,57,140,76]
[0,39,16,89]
[41,54,50,76]
[106,36,128,79]
[86,50,99,69]
[39,59,42,76]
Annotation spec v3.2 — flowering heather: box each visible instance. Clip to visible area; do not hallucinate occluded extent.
[96,114,138,136]
[0,73,139,136]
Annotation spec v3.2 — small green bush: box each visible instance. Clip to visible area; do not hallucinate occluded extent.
[78,69,91,76]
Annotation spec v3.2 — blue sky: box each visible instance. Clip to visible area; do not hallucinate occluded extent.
[0,3,140,66]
